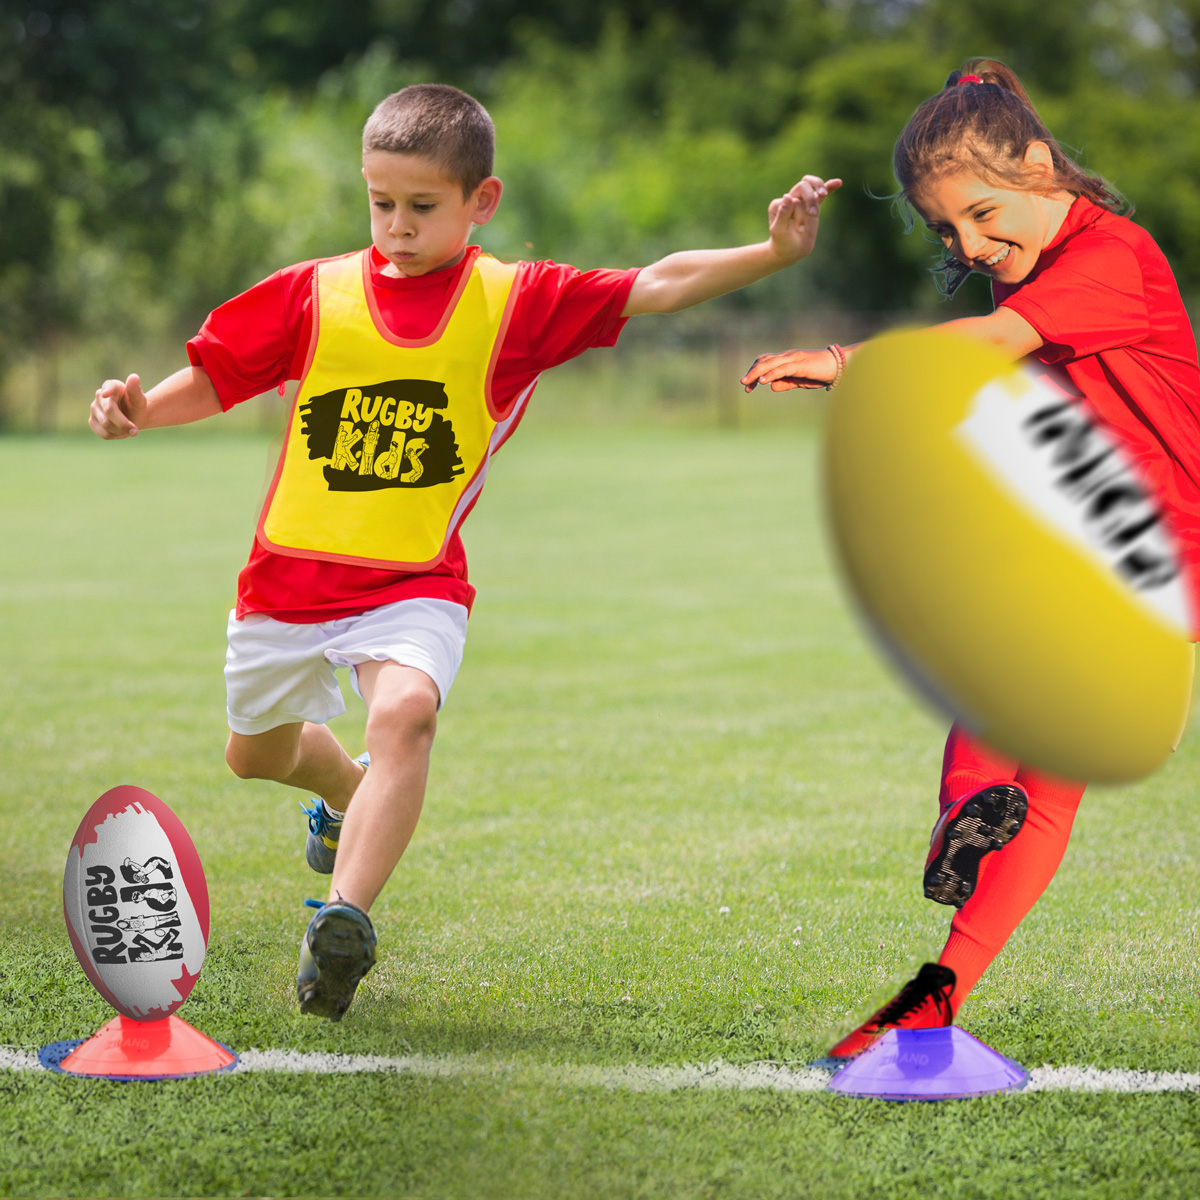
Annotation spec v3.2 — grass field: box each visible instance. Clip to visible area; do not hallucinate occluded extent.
[3,413,1200,1199]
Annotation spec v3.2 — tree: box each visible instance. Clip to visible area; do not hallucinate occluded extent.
[3,0,1198,428]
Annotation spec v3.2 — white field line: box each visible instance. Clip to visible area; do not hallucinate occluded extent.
[5,1044,1200,1094]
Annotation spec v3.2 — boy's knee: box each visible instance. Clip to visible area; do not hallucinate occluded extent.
[224,735,261,780]
[366,680,439,750]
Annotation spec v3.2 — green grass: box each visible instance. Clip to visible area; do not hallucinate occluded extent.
[2,416,1200,1198]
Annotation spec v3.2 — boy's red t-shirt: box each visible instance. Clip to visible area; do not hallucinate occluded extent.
[188,246,638,622]
[993,198,1200,583]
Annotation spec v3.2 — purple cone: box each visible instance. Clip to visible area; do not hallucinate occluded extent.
[827,1026,1028,1101]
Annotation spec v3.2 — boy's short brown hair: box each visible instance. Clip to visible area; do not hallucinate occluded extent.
[363,84,495,197]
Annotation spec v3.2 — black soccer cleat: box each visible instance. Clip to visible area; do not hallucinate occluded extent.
[923,783,1028,909]
[296,899,377,1021]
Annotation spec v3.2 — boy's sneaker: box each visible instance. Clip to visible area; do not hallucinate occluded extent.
[296,899,377,1021]
[825,962,956,1061]
[923,782,1027,909]
[299,751,369,874]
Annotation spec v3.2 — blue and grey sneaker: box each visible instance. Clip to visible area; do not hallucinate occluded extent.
[299,751,369,874]
[297,898,377,1021]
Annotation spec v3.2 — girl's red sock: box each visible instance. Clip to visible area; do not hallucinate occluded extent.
[932,728,1086,1013]
[937,721,1019,811]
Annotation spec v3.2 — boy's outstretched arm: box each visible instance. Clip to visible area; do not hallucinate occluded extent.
[622,175,842,317]
[89,367,223,439]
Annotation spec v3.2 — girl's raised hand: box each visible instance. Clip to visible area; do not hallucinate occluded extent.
[768,176,843,263]
[741,347,839,392]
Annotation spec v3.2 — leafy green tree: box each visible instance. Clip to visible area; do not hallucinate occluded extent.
[3,0,1199,429]
[0,0,244,419]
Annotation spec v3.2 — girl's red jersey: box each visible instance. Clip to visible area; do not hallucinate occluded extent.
[188,246,638,622]
[994,198,1200,591]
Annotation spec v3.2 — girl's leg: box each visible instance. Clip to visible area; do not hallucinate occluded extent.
[937,721,1020,809]
[938,765,1086,1013]
[925,723,1028,907]
[326,659,440,913]
[827,727,1083,1057]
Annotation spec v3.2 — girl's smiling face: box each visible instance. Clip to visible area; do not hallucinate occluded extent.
[911,142,1074,285]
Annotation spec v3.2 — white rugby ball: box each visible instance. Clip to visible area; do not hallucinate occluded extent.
[63,785,209,1021]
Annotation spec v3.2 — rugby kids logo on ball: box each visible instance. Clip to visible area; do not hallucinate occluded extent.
[955,368,1191,633]
[297,377,464,492]
[84,856,182,965]
[63,786,209,1021]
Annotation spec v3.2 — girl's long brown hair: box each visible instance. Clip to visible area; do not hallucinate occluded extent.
[894,58,1127,294]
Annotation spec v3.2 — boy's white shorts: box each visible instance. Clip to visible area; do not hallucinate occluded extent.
[224,597,469,735]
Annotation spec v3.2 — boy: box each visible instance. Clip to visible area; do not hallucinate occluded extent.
[90,84,840,1020]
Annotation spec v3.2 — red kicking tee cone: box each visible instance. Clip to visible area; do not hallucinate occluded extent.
[40,1014,237,1081]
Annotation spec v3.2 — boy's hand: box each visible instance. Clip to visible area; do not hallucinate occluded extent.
[741,348,840,392]
[621,173,843,317]
[768,176,843,264]
[90,373,149,438]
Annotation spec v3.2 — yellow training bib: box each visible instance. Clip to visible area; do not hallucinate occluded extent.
[257,248,524,570]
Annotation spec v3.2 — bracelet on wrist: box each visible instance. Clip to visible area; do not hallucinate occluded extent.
[825,343,846,391]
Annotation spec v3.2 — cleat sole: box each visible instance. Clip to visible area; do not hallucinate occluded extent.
[297,906,376,1021]
[924,784,1027,909]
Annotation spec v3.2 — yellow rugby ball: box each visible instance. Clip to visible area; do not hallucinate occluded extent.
[824,328,1194,782]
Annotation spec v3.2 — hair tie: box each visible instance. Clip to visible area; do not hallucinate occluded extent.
[957,74,984,86]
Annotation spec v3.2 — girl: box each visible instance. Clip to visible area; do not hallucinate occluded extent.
[742,58,1200,1059]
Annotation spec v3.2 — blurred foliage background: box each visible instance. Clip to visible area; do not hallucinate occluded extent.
[2,0,1199,429]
